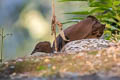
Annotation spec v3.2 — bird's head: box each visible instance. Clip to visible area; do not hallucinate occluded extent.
[87,16,105,38]
[31,41,52,55]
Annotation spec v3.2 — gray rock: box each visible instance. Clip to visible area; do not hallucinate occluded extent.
[61,39,114,53]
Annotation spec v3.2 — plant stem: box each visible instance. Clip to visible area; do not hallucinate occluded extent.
[52,0,58,52]
[1,28,4,63]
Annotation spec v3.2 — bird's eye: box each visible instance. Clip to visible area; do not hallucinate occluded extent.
[36,47,39,50]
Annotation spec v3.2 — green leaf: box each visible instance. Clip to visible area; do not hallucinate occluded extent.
[59,0,87,2]
[90,7,114,14]
[88,0,94,3]
[62,17,85,24]
[68,17,85,20]
[104,30,112,40]
[89,1,112,8]
[113,1,120,6]
[62,20,79,24]
[65,11,90,15]
[60,0,120,38]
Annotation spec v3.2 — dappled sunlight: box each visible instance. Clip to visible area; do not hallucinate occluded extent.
[21,10,50,39]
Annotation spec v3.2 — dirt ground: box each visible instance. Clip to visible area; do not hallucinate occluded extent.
[0,43,120,80]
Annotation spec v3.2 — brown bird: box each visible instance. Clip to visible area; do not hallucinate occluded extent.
[31,41,52,55]
[52,16,105,51]
[31,16,105,55]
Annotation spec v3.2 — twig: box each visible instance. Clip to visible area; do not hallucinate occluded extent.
[51,0,69,52]
[51,0,58,52]
[0,28,12,63]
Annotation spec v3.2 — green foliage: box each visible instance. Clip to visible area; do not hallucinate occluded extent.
[36,65,47,71]
[59,0,87,2]
[60,0,120,40]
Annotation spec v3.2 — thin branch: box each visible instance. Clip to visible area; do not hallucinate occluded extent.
[51,0,58,52]
[51,0,69,52]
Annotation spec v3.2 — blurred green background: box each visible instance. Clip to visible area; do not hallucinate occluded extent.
[0,0,87,60]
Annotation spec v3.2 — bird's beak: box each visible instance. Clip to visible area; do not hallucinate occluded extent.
[31,50,35,55]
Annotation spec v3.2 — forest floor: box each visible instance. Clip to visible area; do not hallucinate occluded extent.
[0,44,120,80]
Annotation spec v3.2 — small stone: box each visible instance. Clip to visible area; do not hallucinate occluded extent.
[44,59,50,63]
[10,65,15,69]
[52,66,56,70]
[96,54,101,57]
[34,58,40,62]
[11,72,16,76]
[4,62,9,65]
[16,59,23,62]
[104,59,108,62]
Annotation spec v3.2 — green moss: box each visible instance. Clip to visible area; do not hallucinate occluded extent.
[88,51,98,55]
[14,61,39,73]
[36,65,47,71]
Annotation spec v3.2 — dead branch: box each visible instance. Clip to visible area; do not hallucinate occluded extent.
[51,0,58,52]
[51,0,69,52]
